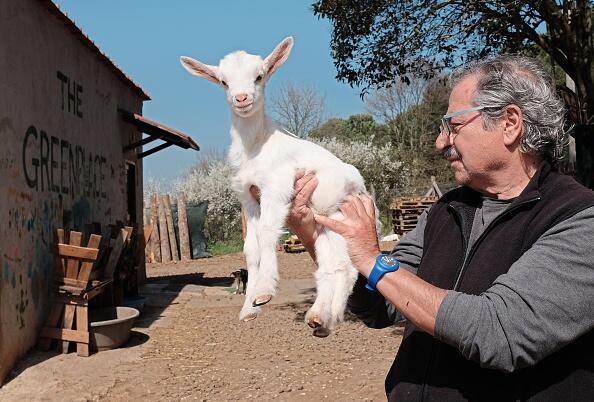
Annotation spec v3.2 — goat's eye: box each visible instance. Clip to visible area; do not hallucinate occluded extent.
[255,75,263,82]
[221,80,228,87]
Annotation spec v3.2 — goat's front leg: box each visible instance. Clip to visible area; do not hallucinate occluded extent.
[250,183,293,307]
[239,199,262,321]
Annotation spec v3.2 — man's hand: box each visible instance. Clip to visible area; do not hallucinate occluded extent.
[286,170,319,255]
[314,194,380,277]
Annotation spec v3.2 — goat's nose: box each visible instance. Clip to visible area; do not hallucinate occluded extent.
[235,93,248,103]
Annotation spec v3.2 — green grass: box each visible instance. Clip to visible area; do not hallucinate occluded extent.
[208,239,244,256]
[208,231,293,256]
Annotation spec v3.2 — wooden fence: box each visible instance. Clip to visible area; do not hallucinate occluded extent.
[145,192,191,263]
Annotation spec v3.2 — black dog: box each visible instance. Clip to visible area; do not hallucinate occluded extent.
[230,268,248,295]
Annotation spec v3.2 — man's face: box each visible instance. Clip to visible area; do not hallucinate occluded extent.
[435,75,506,190]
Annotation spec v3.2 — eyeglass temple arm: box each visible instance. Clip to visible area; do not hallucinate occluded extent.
[442,105,485,119]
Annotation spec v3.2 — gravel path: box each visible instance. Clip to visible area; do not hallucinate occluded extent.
[0,251,403,401]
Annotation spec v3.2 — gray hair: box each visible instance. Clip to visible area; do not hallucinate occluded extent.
[451,55,568,163]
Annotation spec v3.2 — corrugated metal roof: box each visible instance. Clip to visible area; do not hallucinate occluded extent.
[40,0,151,101]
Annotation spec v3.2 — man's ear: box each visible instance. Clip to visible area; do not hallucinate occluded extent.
[180,56,221,85]
[502,105,524,146]
[263,37,293,78]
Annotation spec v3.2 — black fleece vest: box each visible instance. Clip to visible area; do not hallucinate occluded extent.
[386,162,594,402]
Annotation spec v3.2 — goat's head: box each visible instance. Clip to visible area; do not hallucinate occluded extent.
[180,37,293,118]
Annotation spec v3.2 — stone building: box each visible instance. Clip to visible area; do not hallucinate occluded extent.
[0,0,198,383]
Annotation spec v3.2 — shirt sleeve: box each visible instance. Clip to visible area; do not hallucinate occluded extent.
[347,207,429,328]
[435,206,594,373]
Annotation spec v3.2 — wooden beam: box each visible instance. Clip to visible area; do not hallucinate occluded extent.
[177,192,191,261]
[76,306,90,356]
[150,193,161,262]
[164,194,179,262]
[61,304,76,353]
[40,327,89,344]
[58,244,99,261]
[103,229,128,281]
[123,135,160,153]
[65,232,82,278]
[77,234,102,283]
[138,142,173,159]
[158,195,172,263]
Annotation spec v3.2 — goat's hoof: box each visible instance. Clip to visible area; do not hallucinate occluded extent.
[313,327,331,338]
[253,294,272,306]
[242,313,258,322]
[307,316,323,329]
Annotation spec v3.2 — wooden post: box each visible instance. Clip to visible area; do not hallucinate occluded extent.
[163,194,179,262]
[158,194,172,262]
[177,192,191,261]
[150,193,161,263]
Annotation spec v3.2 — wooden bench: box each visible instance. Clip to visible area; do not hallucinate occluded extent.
[39,227,128,356]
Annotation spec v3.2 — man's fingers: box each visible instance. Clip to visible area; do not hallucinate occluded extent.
[358,194,376,218]
[314,213,347,234]
[294,169,306,183]
[294,175,317,206]
[347,194,368,217]
[294,172,313,193]
[298,176,317,202]
[338,199,357,219]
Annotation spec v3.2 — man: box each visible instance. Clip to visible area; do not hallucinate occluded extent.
[287,55,594,401]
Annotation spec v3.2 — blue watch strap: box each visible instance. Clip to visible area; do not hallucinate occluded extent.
[365,254,400,292]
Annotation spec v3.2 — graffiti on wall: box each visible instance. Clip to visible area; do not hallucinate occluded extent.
[56,71,83,118]
[22,126,107,200]
[0,117,18,181]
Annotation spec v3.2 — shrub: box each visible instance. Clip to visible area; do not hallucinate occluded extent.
[176,157,242,242]
[311,137,409,212]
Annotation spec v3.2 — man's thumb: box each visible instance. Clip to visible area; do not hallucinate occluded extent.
[314,214,343,233]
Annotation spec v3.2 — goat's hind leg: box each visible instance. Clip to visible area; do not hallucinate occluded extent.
[305,229,338,337]
[306,222,358,337]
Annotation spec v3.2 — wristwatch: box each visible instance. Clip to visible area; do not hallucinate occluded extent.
[365,254,400,291]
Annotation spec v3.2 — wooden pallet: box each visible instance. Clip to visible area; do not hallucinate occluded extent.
[390,196,438,236]
[390,196,438,210]
[283,235,306,253]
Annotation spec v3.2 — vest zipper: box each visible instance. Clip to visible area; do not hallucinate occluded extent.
[451,195,541,291]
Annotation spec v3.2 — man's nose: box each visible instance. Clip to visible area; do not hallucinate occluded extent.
[435,132,450,150]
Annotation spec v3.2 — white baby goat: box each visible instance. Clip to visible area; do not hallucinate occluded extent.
[180,37,380,337]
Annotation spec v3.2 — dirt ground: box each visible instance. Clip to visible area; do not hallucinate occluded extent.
[0,250,403,401]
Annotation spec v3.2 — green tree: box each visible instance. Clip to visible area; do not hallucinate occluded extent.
[312,0,594,188]
[310,114,390,144]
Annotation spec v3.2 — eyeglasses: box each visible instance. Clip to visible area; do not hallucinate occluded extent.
[439,106,484,137]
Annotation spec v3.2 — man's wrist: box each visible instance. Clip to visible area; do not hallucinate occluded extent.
[360,256,377,278]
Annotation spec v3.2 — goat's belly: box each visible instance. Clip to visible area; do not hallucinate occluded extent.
[310,168,366,214]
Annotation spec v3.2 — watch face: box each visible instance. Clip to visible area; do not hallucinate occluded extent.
[380,255,399,267]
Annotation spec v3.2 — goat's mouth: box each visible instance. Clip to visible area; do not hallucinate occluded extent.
[234,102,254,113]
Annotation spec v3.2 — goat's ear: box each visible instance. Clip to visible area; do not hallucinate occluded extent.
[180,56,220,85]
[264,37,293,78]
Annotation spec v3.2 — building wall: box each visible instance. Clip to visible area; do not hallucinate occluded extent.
[0,0,145,383]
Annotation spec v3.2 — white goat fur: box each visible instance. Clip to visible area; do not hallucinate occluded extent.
[180,37,380,335]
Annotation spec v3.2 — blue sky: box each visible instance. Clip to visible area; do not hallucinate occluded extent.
[52,0,367,188]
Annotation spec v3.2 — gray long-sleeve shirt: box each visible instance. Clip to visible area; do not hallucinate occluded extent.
[348,202,594,373]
